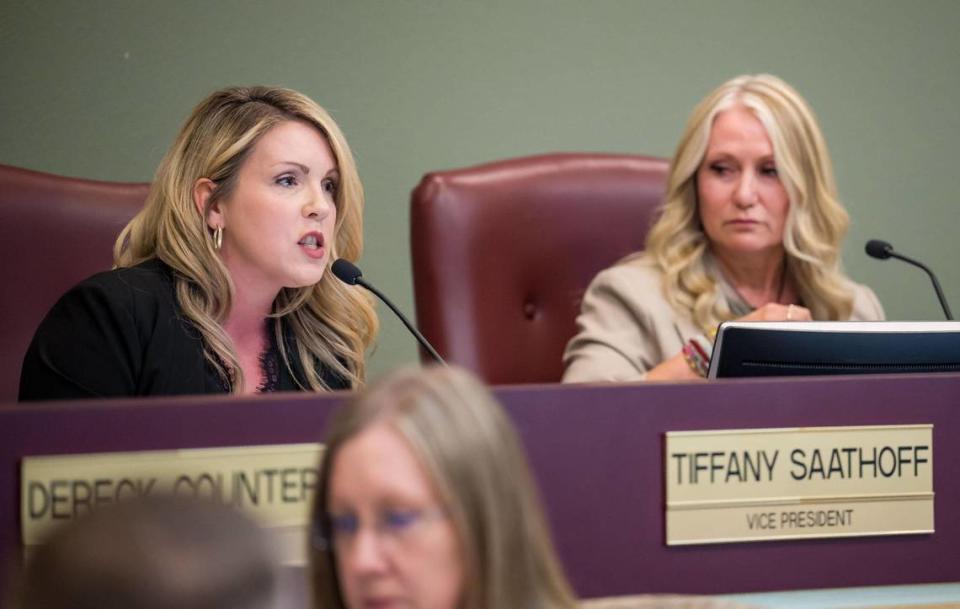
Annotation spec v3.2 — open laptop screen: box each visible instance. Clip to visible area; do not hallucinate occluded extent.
[708,321,960,379]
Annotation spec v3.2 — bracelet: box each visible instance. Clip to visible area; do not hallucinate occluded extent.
[690,334,713,361]
[681,334,714,378]
[682,341,709,378]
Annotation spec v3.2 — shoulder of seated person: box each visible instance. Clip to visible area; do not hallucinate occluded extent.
[81,258,171,289]
[65,259,175,308]
[845,279,883,319]
[592,255,662,291]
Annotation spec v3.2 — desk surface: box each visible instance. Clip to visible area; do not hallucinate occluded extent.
[2,373,959,604]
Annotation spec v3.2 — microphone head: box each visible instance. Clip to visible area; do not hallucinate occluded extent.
[865,239,894,260]
[331,258,363,285]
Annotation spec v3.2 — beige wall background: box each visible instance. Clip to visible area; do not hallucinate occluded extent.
[2,0,958,380]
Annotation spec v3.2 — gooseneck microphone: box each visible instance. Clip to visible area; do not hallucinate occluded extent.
[865,239,953,320]
[331,259,446,365]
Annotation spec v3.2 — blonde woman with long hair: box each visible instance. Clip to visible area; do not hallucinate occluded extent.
[310,365,578,609]
[20,86,377,400]
[563,74,883,383]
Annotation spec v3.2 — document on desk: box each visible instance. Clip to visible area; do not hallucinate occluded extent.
[664,424,933,545]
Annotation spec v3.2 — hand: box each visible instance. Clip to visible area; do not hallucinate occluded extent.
[648,303,811,382]
[736,302,812,323]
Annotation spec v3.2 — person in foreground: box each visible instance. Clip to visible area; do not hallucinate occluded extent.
[563,74,884,383]
[19,86,377,400]
[310,365,578,609]
[17,495,277,609]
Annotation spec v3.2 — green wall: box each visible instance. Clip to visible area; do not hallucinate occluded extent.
[2,0,958,379]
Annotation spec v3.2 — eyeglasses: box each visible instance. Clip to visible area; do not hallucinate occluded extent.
[314,507,447,552]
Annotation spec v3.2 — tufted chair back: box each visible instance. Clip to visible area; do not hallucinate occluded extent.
[410,153,669,384]
[0,164,149,402]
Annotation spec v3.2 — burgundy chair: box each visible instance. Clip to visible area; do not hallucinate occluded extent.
[0,164,149,402]
[411,153,669,385]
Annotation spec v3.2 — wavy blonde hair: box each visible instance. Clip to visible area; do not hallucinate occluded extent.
[115,86,378,391]
[642,74,854,332]
[311,365,577,609]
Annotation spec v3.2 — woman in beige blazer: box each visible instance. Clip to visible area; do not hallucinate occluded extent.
[563,74,884,383]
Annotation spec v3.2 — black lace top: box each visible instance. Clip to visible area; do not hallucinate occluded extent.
[256,337,283,393]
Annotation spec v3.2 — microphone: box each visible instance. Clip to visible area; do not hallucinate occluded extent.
[865,239,953,320]
[331,259,446,365]
[864,239,893,260]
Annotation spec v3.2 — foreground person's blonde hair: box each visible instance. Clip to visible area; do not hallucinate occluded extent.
[642,74,855,332]
[115,86,377,390]
[311,365,578,609]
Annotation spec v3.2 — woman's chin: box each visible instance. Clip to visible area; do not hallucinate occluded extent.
[282,271,328,290]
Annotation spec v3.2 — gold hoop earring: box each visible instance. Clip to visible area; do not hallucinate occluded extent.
[214,226,223,251]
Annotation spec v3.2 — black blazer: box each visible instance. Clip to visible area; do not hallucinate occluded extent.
[19,259,347,401]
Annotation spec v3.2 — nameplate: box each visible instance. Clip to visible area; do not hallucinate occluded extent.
[21,444,323,563]
[665,425,933,545]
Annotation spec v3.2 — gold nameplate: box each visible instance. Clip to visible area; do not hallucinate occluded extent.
[665,425,933,545]
[21,444,323,563]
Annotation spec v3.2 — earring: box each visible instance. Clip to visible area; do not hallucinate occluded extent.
[213,226,223,251]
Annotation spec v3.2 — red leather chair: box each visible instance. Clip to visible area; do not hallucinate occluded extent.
[411,153,669,385]
[0,164,149,402]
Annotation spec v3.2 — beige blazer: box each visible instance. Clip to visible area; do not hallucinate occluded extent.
[562,258,885,383]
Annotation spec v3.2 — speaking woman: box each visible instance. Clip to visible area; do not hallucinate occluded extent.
[563,74,883,383]
[19,86,377,400]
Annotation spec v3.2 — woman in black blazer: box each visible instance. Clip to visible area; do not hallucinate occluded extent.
[20,86,378,400]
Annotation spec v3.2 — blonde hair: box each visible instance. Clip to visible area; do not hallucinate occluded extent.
[310,365,577,609]
[115,86,378,390]
[642,74,854,332]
